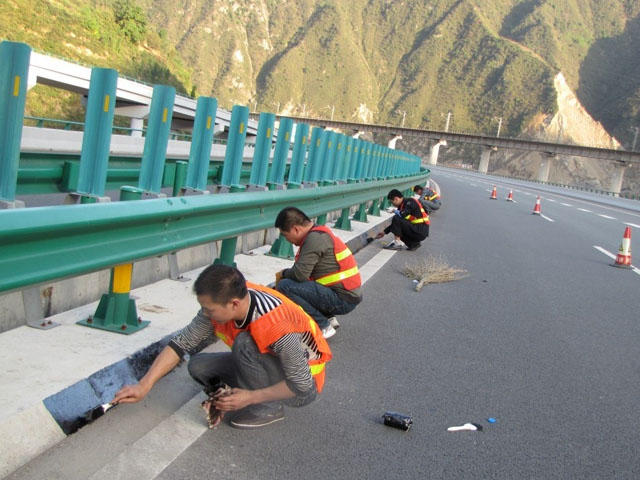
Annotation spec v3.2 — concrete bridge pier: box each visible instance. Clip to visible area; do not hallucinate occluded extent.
[478,146,496,173]
[388,135,402,149]
[115,105,150,137]
[428,140,447,166]
[537,154,555,182]
[609,161,630,196]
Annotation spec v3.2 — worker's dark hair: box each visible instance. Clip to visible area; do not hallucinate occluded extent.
[193,264,248,304]
[413,185,424,193]
[275,206,312,231]
[387,189,403,200]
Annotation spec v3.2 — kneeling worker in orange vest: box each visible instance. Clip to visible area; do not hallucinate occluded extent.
[375,188,429,251]
[274,207,363,340]
[113,264,332,429]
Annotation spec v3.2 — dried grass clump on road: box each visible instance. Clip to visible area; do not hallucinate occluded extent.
[403,255,469,291]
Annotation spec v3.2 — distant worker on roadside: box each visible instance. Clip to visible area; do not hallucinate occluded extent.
[274,207,363,340]
[375,188,429,251]
[113,264,332,430]
[413,184,441,213]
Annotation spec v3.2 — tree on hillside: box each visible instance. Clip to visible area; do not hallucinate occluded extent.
[113,0,146,44]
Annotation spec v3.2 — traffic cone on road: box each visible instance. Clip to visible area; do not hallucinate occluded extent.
[612,226,632,268]
[490,186,497,200]
[506,190,514,202]
[532,196,541,215]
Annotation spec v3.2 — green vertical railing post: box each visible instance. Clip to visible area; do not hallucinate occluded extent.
[321,130,337,185]
[304,126,324,184]
[215,105,249,266]
[353,138,365,181]
[213,237,238,268]
[316,213,328,226]
[344,136,355,181]
[268,117,294,188]
[0,41,31,207]
[330,133,345,182]
[138,85,175,194]
[334,179,356,231]
[248,112,275,189]
[75,67,118,199]
[173,161,188,196]
[311,129,328,183]
[219,105,249,190]
[185,96,217,192]
[288,122,309,187]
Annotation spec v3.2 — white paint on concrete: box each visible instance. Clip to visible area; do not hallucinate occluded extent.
[624,222,640,229]
[593,246,640,276]
[561,203,573,207]
[597,214,617,220]
[577,208,592,212]
[540,214,555,223]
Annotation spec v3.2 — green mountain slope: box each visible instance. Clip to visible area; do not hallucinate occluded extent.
[1,0,638,146]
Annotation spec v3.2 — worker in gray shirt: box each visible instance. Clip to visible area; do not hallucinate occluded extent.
[274,207,363,339]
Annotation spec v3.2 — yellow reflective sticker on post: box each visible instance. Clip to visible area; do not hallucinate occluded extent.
[303,136,307,144]
[103,95,110,112]
[285,132,290,141]
[162,108,168,123]
[239,122,245,133]
[13,76,20,96]
[113,264,133,293]
[266,127,271,137]
[206,116,212,129]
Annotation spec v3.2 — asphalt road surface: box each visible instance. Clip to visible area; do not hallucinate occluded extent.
[11,167,640,479]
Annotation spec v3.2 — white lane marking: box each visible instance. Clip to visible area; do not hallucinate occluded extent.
[89,396,208,480]
[577,208,592,213]
[593,246,640,276]
[625,222,640,228]
[561,203,573,207]
[358,248,398,284]
[540,214,555,222]
[598,214,617,220]
[470,183,477,187]
[546,198,557,203]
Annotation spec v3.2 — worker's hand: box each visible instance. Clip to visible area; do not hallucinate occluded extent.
[213,388,254,412]
[275,270,284,286]
[112,383,148,404]
[375,232,385,239]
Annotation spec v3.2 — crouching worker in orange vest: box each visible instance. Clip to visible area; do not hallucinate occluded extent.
[113,264,332,429]
[274,207,363,340]
[375,188,429,251]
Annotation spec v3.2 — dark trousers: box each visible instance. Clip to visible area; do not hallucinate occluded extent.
[187,332,316,414]
[387,215,429,246]
[276,279,357,329]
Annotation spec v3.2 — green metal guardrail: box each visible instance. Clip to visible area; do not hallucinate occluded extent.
[0,170,429,294]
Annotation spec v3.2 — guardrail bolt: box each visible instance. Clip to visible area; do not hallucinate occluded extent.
[121,325,127,331]
[86,316,93,323]
[138,316,142,323]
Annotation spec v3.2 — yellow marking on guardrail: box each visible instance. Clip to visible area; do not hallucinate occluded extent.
[13,76,20,96]
[303,136,307,144]
[162,108,168,123]
[285,132,290,141]
[266,127,271,137]
[113,264,133,293]
[103,95,110,112]
[206,116,212,129]
[239,122,245,134]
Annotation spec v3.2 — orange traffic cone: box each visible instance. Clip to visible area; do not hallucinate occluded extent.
[613,226,632,268]
[532,196,541,215]
[490,186,497,200]
[506,190,513,202]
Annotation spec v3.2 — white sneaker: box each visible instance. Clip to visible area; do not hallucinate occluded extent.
[383,241,403,250]
[322,325,337,339]
[328,317,340,329]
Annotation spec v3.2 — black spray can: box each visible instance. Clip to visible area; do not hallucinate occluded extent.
[382,411,413,431]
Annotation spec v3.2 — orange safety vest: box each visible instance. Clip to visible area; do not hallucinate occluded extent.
[295,225,362,291]
[212,282,332,392]
[403,198,430,225]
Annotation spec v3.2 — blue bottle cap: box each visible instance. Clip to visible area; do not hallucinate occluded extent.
[488,417,496,423]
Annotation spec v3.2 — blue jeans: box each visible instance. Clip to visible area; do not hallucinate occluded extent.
[188,332,316,414]
[276,279,357,329]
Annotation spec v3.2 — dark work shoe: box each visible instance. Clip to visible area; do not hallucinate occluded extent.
[406,242,422,251]
[230,407,284,429]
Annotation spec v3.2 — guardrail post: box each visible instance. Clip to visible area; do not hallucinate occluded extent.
[303,126,324,185]
[268,117,293,189]
[288,122,309,187]
[137,85,176,194]
[184,96,217,193]
[214,105,249,265]
[321,131,338,186]
[0,41,30,209]
[334,178,356,231]
[219,105,249,192]
[77,263,149,334]
[173,161,188,196]
[248,112,275,190]
[68,67,118,204]
[331,133,346,182]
